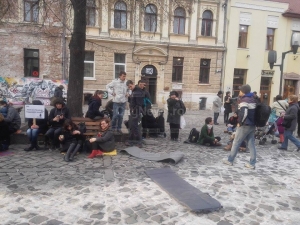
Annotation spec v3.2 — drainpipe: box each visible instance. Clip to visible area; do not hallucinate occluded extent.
[220,0,228,92]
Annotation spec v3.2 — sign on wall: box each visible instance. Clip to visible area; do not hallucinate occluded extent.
[0,77,68,106]
[25,105,45,119]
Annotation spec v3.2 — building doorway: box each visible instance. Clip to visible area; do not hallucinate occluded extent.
[283,80,297,99]
[141,65,158,104]
[233,69,247,97]
[260,77,272,105]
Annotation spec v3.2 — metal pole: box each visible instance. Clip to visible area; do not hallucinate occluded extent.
[279,50,293,96]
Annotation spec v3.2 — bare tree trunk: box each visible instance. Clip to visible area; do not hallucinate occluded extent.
[68,0,86,117]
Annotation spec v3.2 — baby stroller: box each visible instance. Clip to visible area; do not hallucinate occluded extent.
[255,119,278,145]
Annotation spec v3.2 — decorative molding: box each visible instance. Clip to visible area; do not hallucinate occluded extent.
[292,19,300,31]
[267,16,279,29]
[234,2,286,13]
[239,12,252,25]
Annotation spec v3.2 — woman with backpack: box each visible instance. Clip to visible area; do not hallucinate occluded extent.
[278,95,300,151]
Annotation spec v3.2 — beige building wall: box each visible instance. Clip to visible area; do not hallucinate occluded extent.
[224,0,300,105]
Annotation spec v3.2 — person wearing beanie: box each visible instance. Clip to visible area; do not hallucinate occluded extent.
[223,84,257,169]
[24,100,49,151]
[212,91,223,125]
[167,91,186,141]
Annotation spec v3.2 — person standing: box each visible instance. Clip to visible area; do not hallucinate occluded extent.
[223,84,257,169]
[106,71,128,134]
[213,91,223,125]
[253,91,261,103]
[24,100,49,151]
[167,91,186,141]
[224,91,232,124]
[125,80,144,148]
[271,95,288,117]
[278,95,300,152]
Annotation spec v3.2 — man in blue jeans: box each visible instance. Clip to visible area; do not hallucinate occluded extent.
[223,84,257,169]
[106,71,129,134]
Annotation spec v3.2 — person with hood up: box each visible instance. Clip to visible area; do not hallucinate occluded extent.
[85,90,105,120]
[88,118,115,158]
[223,84,257,169]
[24,100,49,151]
[213,91,223,125]
[45,99,70,150]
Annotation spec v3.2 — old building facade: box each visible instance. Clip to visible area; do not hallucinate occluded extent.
[223,0,300,104]
[0,0,226,109]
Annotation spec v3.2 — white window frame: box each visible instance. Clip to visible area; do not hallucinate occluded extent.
[114,53,126,79]
[84,51,95,80]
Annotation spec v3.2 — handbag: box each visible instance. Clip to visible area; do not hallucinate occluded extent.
[282,118,292,128]
[180,116,186,129]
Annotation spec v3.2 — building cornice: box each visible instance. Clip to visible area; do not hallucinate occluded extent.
[233,2,286,13]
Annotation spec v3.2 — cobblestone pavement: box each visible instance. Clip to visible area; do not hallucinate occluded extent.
[1,110,300,225]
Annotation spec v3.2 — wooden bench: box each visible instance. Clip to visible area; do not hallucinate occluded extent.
[71,117,100,137]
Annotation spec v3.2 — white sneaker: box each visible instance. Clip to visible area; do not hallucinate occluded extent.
[245,163,255,169]
[222,158,233,166]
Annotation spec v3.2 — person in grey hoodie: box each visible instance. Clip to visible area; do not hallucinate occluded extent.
[212,91,223,125]
[278,95,300,152]
[106,71,129,134]
[0,100,21,149]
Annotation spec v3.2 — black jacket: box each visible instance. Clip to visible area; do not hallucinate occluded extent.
[60,123,84,150]
[86,97,104,119]
[0,121,10,141]
[167,98,186,124]
[27,109,49,134]
[4,106,21,132]
[54,87,63,98]
[129,86,144,115]
[49,106,70,128]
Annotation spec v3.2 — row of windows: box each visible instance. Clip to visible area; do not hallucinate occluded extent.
[23,0,214,37]
[83,53,212,84]
[239,25,275,50]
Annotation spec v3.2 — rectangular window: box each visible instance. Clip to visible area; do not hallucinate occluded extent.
[84,51,95,79]
[172,57,184,82]
[266,28,275,50]
[238,25,248,48]
[86,0,96,26]
[233,69,247,97]
[24,49,39,77]
[199,59,211,84]
[114,53,126,78]
[24,0,39,22]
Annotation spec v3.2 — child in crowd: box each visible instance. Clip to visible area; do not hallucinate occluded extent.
[226,112,238,134]
[59,119,84,162]
[276,112,285,143]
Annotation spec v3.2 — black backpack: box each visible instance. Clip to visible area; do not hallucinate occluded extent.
[188,128,200,143]
[255,103,271,127]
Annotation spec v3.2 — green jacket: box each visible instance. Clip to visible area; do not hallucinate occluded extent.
[198,124,215,145]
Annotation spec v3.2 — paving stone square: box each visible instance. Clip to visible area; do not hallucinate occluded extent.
[0,110,300,225]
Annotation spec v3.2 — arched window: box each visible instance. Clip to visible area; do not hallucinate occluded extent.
[114,1,127,29]
[144,4,157,32]
[201,10,213,36]
[173,7,186,34]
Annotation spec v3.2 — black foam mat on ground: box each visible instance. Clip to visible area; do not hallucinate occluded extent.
[120,147,184,164]
[145,167,223,213]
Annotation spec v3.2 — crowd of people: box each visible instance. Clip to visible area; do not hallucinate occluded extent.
[1,73,300,169]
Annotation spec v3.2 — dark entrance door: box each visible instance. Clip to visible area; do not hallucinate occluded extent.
[141,65,158,104]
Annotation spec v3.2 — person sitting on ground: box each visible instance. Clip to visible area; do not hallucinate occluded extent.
[88,118,115,158]
[86,90,106,120]
[226,112,238,134]
[0,100,21,150]
[45,99,70,151]
[0,113,10,151]
[223,132,247,151]
[59,119,84,162]
[24,100,49,151]
[198,117,222,146]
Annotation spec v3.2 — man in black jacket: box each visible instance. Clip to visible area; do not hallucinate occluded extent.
[125,80,144,148]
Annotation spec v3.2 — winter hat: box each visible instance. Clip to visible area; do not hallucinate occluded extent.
[169,91,179,97]
[239,84,251,94]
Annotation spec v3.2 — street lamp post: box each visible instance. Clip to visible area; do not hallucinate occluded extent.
[268,33,300,96]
